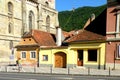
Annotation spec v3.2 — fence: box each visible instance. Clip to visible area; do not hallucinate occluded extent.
[0,66,120,76]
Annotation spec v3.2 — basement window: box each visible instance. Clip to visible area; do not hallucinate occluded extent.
[88,49,97,62]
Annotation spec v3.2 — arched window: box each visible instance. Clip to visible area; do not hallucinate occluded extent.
[46,15,50,32]
[29,11,35,31]
[8,23,13,34]
[45,1,49,7]
[8,2,13,14]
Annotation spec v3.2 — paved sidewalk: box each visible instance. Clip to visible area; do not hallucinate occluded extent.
[1,66,120,76]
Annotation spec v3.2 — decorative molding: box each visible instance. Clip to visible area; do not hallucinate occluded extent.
[107,37,120,41]
[41,4,57,14]
[108,0,119,7]
[106,31,120,34]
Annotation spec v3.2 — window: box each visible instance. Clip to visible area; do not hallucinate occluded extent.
[45,1,49,7]
[8,23,13,34]
[46,15,50,32]
[30,51,36,58]
[21,51,26,59]
[29,10,34,31]
[117,44,120,58]
[43,55,48,61]
[88,49,97,62]
[116,9,120,37]
[8,2,13,17]
[8,2,13,13]
[9,40,13,49]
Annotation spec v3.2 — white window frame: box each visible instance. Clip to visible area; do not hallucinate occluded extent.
[43,55,48,61]
[116,44,120,59]
[21,51,26,59]
[30,51,36,59]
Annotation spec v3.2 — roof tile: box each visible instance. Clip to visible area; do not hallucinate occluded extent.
[65,30,106,43]
[22,30,56,46]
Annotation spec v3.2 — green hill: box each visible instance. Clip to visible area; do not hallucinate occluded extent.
[58,5,107,32]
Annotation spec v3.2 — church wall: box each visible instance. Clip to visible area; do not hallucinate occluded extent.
[26,1,38,30]
[0,0,58,64]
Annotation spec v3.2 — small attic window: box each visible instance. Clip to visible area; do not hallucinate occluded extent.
[29,39,31,41]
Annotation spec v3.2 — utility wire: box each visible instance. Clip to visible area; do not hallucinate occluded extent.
[63,9,75,28]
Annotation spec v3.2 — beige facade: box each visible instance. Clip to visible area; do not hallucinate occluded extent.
[0,0,58,63]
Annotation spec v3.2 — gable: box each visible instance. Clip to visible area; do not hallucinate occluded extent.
[18,37,38,46]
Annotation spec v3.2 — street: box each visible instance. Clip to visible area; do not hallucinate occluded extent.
[0,72,120,80]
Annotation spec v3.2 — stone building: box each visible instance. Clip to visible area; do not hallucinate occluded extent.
[0,0,58,63]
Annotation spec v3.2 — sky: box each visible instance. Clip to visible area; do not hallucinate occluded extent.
[56,0,107,12]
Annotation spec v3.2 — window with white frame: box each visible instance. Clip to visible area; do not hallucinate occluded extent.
[43,55,48,61]
[30,51,36,58]
[21,51,26,59]
[116,44,120,58]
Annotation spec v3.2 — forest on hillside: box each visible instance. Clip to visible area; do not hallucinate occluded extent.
[58,5,107,32]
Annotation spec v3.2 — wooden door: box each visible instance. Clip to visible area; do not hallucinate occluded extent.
[77,50,83,66]
[55,52,66,68]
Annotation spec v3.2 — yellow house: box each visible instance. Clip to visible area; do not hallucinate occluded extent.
[39,30,106,69]
[15,29,106,69]
[39,47,68,68]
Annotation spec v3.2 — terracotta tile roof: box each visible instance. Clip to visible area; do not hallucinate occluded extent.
[65,30,106,43]
[23,30,56,46]
[62,30,82,38]
[32,30,56,46]
[62,31,69,38]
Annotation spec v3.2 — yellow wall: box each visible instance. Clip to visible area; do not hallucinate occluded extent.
[69,42,106,67]
[39,48,68,66]
[39,42,105,69]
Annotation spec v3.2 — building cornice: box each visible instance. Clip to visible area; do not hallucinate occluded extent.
[108,0,119,7]
[106,37,120,41]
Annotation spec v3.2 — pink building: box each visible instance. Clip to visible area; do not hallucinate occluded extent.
[85,0,120,69]
[106,0,120,69]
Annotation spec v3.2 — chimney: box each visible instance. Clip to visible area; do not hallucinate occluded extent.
[56,26,64,46]
[83,13,95,29]
[90,13,95,22]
